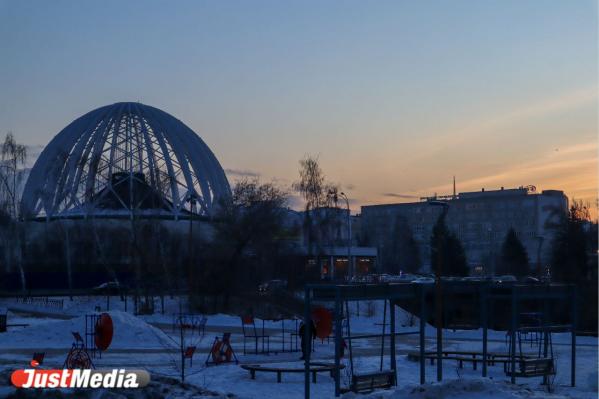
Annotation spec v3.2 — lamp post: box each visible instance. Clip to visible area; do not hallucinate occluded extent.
[429,200,449,382]
[339,192,352,281]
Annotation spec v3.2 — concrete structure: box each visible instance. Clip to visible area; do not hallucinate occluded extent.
[361,187,568,275]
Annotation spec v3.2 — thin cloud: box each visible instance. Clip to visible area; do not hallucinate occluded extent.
[420,140,598,202]
[224,168,261,178]
[408,86,598,161]
[382,192,420,199]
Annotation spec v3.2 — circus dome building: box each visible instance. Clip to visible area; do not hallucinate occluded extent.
[21,102,231,220]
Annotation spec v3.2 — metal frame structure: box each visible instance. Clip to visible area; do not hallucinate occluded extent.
[302,282,577,399]
[21,102,231,220]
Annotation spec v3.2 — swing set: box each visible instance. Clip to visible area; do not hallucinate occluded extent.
[303,284,423,397]
[302,282,577,399]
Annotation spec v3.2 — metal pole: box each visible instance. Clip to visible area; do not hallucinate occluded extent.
[334,289,341,396]
[390,299,397,385]
[435,207,448,382]
[379,299,387,371]
[481,283,488,377]
[571,285,577,387]
[345,300,355,381]
[510,287,517,384]
[429,201,448,382]
[304,286,311,399]
[180,305,185,382]
[419,285,426,384]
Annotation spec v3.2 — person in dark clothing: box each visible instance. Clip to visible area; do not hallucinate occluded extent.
[299,319,317,360]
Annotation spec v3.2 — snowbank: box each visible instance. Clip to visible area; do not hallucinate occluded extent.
[0,311,177,350]
[343,379,572,398]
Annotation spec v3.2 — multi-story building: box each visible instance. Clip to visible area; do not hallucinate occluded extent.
[360,187,568,275]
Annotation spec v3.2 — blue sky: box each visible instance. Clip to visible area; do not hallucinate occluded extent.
[1,0,597,211]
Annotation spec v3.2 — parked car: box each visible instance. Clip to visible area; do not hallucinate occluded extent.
[494,275,517,283]
[411,277,435,284]
[462,276,488,282]
[258,279,288,294]
[93,281,122,294]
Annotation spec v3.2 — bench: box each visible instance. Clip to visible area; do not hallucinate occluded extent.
[351,370,396,393]
[241,362,345,383]
[504,358,555,378]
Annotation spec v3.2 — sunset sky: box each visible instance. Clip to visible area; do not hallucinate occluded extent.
[1,0,597,214]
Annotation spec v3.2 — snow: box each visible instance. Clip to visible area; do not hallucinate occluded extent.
[0,297,597,399]
[343,379,570,398]
[0,310,177,350]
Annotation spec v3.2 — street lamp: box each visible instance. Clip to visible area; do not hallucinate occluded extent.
[429,199,449,382]
[339,192,352,282]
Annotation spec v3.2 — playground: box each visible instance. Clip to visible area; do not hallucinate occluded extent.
[0,283,597,398]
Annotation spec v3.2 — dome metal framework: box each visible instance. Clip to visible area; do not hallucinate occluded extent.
[22,102,231,220]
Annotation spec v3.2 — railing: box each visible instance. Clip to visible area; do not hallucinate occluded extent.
[15,296,64,309]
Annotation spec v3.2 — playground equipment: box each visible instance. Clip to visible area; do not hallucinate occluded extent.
[85,313,113,358]
[172,313,207,336]
[343,300,400,393]
[503,309,557,390]
[63,312,113,368]
[184,346,197,366]
[31,352,45,367]
[241,314,270,354]
[0,313,29,332]
[205,333,238,366]
[94,313,114,351]
[173,311,208,381]
[302,282,577,399]
[311,307,332,340]
[64,331,94,369]
[241,362,345,383]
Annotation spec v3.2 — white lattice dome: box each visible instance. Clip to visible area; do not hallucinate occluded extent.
[21,102,231,219]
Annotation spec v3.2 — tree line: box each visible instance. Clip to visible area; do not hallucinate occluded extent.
[0,133,596,321]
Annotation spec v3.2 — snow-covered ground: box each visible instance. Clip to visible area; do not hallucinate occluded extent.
[0,296,597,398]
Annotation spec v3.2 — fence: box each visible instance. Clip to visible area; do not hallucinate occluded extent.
[15,296,64,309]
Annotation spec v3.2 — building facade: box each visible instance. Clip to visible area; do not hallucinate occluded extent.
[360,187,568,275]
[282,207,378,280]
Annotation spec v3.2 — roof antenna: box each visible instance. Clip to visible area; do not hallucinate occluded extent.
[453,176,456,199]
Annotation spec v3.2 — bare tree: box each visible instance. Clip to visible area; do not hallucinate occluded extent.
[204,178,289,309]
[293,155,341,280]
[0,132,27,291]
[0,132,27,217]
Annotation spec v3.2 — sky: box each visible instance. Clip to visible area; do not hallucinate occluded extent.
[1,0,597,214]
